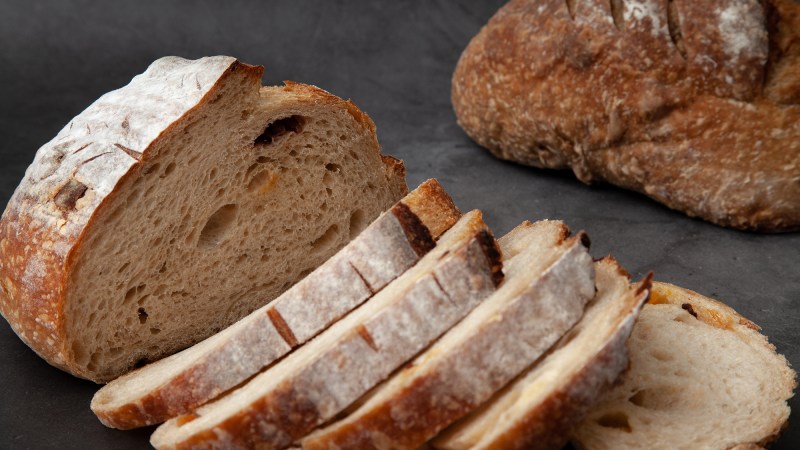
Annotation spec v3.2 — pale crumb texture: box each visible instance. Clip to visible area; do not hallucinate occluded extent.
[0,56,406,382]
[433,258,649,450]
[571,282,797,450]
[452,0,800,231]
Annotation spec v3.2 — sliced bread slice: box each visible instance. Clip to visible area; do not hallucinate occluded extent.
[90,179,460,430]
[150,210,503,450]
[301,220,595,450]
[570,282,797,450]
[0,56,407,381]
[433,257,651,450]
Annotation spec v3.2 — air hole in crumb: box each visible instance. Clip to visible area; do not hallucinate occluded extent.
[596,412,631,432]
[149,327,161,335]
[241,109,253,119]
[133,358,149,369]
[124,284,146,305]
[349,209,367,239]
[325,188,332,196]
[650,349,675,362]
[323,171,334,187]
[325,163,341,173]
[297,267,313,280]
[137,307,148,324]
[198,204,239,248]
[256,156,270,164]
[162,162,176,177]
[117,262,130,274]
[254,115,307,145]
[628,387,682,410]
[247,170,277,194]
[209,168,218,180]
[349,150,360,161]
[311,224,339,253]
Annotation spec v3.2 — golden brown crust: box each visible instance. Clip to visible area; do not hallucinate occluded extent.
[453,0,800,232]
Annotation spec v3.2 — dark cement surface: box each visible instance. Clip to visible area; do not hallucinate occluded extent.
[0,1,798,448]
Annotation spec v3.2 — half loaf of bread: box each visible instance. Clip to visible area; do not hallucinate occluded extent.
[0,56,408,382]
[150,210,502,449]
[91,179,460,429]
[302,220,594,450]
[570,282,797,450]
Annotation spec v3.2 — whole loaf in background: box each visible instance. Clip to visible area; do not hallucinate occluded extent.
[452,0,800,232]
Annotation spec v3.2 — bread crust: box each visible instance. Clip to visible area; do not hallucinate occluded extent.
[302,230,595,450]
[0,56,406,381]
[452,0,800,232]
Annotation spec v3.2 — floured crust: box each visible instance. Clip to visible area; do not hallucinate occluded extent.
[452,0,800,232]
[302,225,595,450]
[0,56,407,381]
[433,257,651,450]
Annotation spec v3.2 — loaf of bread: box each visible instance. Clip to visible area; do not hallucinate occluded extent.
[571,282,797,450]
[452,0,800,232]
[0,56,407,382]
[91,179,460,429]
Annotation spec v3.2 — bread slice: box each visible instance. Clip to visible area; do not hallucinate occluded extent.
[570,282,797,450]
[90,179,460,430]
[433,257,651,450]
[301,220,595,450]
[150,210,503,450]
[0,56,407,381]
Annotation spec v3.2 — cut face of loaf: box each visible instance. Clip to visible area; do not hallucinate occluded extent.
[150,210,503,450]
[90,179,461,430]
[434,258,651,450]
[0,56,407,381]
[302,220,595,450]
[571,282,797,450]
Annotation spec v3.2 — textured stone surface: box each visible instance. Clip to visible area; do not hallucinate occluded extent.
[0,0,797,448]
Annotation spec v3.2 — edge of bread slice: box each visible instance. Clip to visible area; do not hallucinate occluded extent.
[301,220,595,450]
[433,257,651,450]
[150,210,503,450]
[91,179,460,429]
[570,282,797,450]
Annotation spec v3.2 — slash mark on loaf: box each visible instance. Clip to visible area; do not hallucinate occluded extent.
[268,308,298,348]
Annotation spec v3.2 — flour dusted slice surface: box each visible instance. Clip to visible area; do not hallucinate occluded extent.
[0,56,407,382]
[434,257,650,450]
[570,282,796,450]
[150,210,502,450]
[301,220,595,450]
[91,179,459,429]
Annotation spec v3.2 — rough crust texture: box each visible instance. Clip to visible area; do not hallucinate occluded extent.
[570,282,797,450]
[90,180,460,430]
[0,56,407,381]
[453,0,800,232]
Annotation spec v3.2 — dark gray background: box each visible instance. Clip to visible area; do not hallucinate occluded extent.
[0,0,797,448]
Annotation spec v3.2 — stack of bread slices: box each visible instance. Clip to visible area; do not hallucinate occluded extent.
[91,178,795,450]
